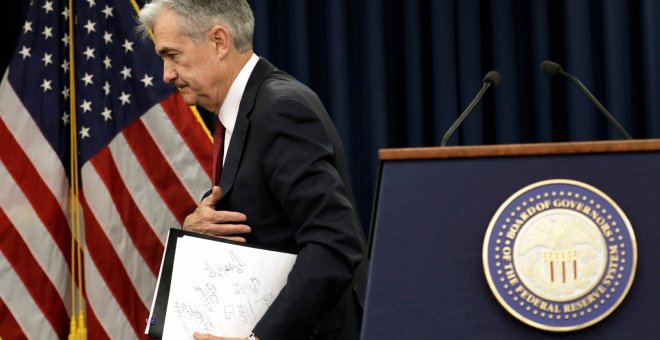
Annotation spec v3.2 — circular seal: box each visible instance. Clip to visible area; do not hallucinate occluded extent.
[483,179,637,331]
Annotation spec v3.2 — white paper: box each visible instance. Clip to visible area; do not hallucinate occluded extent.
[161,236,297,339]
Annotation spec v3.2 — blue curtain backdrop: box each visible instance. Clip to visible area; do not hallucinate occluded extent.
[3,0,659,228]
[245,0,660,227]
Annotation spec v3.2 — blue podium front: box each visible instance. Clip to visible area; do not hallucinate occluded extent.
[361,140,660,339]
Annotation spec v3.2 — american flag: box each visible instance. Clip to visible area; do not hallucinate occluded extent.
[0,0,212,338]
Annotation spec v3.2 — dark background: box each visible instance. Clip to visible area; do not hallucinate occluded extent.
[3,0,659,228]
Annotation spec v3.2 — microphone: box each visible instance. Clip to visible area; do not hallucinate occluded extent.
[540,60,633,140]
[441,70,501,146]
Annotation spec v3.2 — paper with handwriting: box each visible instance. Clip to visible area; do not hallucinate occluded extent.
[161,236,297,339]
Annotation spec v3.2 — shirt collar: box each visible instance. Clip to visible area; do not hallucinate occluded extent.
[218,53,259,133]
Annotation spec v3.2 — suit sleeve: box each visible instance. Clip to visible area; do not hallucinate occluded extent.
[251,96,365,339]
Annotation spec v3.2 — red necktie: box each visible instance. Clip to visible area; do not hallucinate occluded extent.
[212,118,226,186]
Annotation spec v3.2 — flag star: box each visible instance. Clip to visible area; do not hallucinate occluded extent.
[83,46,95,60]
[103,81,111,95]
[79,126,91,139]
[62,112,69,125]
[40,79,52,92]
[81,72,94,86]
[18,46,31,59]
[141,74,154,87]
[23,21,32,33]
[103,56,112,69]
[42,26,53,40]
[122,39,134,53]
[86,0,96,7]
[42,1,54,13]
[101,107,112,121]
[62,86,70,100]
[61,32,70,47]
[80,99,92,113]
[61,59,70,73]
[119,91,131,105]
[120,66,132,80]
[42,53,53,66]
[103,31,113,44]
[84,20,96,34]
[61,6,70,21]
[102,5,113,18]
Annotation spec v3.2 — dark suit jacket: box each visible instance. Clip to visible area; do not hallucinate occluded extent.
[215,58,366,339]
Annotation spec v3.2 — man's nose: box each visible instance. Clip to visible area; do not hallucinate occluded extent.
[163,62,177,83]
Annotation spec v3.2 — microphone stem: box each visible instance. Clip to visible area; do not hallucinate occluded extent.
[560,71,633,140]
[441,82,492,146]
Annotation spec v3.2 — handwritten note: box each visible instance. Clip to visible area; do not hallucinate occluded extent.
[159,235,297,339]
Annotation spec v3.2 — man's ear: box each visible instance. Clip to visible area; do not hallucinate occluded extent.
[209,25,230,57]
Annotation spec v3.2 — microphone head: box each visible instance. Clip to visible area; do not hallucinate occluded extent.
[483,70,501,87]
[540,60,563,76]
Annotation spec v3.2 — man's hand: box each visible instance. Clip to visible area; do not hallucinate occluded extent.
[183,186,251,243]
[192,333,259,340]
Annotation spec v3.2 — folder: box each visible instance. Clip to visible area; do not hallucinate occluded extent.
[145,228,297,339]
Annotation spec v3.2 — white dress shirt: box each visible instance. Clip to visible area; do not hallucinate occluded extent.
[218,53,259,165]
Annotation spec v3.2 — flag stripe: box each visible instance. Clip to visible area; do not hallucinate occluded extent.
[82,235,138,340]
[0,297,26,340]
[0,207,69,336]
[80,164,155,308]
[159,93,213,177]
[109,132,180,244]
[80,193,148,338]
[142,103,211,202]
[0,117,71,259]
[0,160,71,305]
[0,74,70,213]
[85,304,111,340]
[89,147,163,275]
[123,117,198,223]
[0,251,59,339]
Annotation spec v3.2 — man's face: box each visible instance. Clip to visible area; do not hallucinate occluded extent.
[152,7,226,112]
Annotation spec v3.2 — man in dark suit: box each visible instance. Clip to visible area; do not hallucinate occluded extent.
[138,1,366,339]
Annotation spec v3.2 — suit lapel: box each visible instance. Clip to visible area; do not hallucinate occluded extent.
[220,58,275,195]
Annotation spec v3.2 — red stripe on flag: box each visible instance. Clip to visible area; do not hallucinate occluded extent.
[0,208,69,339]
[79,193,149,337]
[85,297,111,340]
[89,148,163,276]
[122,119,198,224]
[160,93,213,177]
[0,119,71,263]
[0,297,27,340]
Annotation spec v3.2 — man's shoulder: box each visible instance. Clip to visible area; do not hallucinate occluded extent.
[245,59,327,124]
[260,69,314,99]
[251,69,321,112]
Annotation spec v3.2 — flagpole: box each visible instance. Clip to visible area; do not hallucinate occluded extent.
[67,0,86,338]
[67,0,77,337]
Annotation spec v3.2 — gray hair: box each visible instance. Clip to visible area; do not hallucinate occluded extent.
[137,0,254,52]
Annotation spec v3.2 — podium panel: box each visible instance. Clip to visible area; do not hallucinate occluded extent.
[361,140,660,339]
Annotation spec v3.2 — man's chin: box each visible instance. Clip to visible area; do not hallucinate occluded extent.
[178,92,214,112]
[179,93,197,106]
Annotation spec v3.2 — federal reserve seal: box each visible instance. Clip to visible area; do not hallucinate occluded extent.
[483,179,637,331]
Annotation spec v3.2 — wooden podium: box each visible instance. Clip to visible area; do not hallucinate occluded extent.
[361,140,660,339]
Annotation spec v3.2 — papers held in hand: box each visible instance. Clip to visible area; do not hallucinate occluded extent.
[145,228,297,339]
